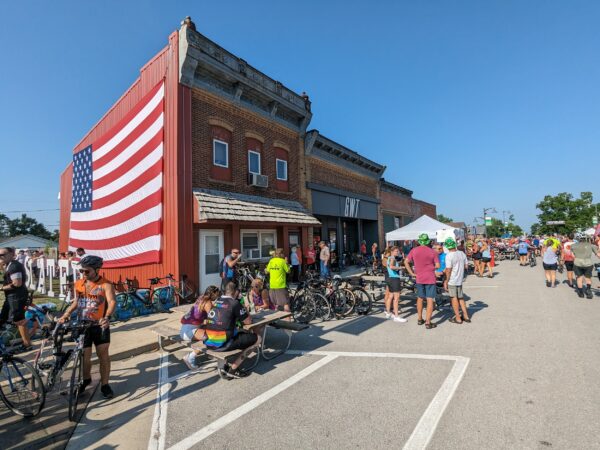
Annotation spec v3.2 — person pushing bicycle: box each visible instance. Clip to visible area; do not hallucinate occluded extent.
[58,255,116,399]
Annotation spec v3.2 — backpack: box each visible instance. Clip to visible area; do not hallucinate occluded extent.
[218,258,226,279]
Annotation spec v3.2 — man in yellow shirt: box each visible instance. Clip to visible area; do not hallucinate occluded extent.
[265,248,291,313]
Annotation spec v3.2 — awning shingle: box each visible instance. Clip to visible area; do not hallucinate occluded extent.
[193,189,321,225]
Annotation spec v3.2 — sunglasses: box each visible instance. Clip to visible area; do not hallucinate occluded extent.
[79,269,92,274]
[0,253,8,257]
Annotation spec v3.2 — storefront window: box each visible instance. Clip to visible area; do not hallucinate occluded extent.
[241,230,276,260]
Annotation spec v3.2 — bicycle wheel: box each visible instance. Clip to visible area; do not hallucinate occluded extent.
[291,292,316,323]
[331,289,355,318]
[0,356,46,417]
[312,293,331,322]
[68,351,83,421]
[352,287,373,315]
[179,280,197,304]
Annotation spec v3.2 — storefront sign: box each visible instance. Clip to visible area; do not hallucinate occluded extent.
[344,197,361,218]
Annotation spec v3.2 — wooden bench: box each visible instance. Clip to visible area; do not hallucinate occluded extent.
[150,325,245,377]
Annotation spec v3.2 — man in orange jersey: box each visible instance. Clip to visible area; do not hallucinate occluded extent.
[59,255,116,399]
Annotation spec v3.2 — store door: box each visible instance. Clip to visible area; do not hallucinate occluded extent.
[199,230,223,292]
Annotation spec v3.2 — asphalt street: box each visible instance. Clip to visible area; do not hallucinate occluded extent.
[3,259,600,449]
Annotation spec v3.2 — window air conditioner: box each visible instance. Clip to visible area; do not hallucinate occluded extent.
[249,173,268,187]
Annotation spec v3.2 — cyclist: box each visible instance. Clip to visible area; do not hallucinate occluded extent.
[443,238,471,324]
[517,239,529,266]
[384,246,407,323]
[0,247,33,352]
[571,235,600,299]
[404,233,440,329]
[562,234,576,288]
[58,255,116,399]
[220,249,241,291]
[265,248,291,315]
[542,242,559,288]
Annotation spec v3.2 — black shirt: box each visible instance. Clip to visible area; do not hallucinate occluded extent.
[3,260,28,300]
[204,296,249,346]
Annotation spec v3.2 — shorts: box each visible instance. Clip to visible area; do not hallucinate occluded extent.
[542,263,557,271]
[518,253,528,257]
[574,265,593,278]
[472,252,482,260]
[387,277,401,293]
[211,330,257,352]
[269,289,290,307]
[481,257,491,263]
[180,324,199,342]
[448,285,464,299]
[83,325,110,348]
[0,295,27,323]
[416,283,436,299]
[564,261,574,271]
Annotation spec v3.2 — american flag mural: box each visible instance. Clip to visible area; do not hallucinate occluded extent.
[68,82,164,268]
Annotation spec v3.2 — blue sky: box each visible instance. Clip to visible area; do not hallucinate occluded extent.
[1,0,599,232]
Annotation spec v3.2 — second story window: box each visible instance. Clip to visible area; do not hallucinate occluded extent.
[213,139,228,167]
[276,158,288,181]
[248,150,261,175]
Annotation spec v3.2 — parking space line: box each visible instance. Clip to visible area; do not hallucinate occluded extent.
[168,354,338,450]
[164,350,470,450]
[149,352,170,450]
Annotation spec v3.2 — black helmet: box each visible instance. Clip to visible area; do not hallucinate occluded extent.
[79,255,103,270]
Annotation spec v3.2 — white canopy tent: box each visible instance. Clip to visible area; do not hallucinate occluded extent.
[385,215,458,242]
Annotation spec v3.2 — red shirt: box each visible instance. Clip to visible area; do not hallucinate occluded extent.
[406,246,440,285]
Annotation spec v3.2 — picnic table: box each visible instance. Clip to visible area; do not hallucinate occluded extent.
[151,309,307,375]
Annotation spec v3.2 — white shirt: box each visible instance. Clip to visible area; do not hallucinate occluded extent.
[445,250,468,286]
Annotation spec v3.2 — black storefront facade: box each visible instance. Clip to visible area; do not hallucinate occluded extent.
[309,183,380,262]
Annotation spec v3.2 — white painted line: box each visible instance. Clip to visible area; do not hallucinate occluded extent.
[167,354,338,450]
[403,356,470,450]
[148,352,170,450]
[463,285,498,288]
[165,361,217,384]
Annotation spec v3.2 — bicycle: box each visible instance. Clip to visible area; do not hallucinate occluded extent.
[0,336,45,417]
[33,320,96,421]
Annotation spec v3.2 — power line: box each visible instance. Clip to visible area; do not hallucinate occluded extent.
[1,208,60,213]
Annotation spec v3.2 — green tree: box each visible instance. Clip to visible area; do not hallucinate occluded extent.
[486,218,524,238]
[6,214,52,240]
[534,192,598,234]
[437,214,454,224]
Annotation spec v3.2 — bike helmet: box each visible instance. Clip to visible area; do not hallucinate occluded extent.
[79,255,103,270]
[418,233,430,246]
[444,238,457,249]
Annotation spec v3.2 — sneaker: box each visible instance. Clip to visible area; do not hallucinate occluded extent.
[546,281,551,288]
[81,378,92,392]
[576,288,585,298]
[183,354,199,371]
[100,384,114,399]
[227,367,250,379]
[393,315,407,323]
[384,311,393,319]
[585,287,593,299]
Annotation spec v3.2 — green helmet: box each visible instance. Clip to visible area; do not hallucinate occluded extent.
[418,233,430,246]
[444,238,457,249]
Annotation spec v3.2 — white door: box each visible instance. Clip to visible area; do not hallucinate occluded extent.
[199,230,224,293]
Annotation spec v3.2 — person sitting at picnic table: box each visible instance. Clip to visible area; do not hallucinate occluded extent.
[180,285,220,370]
[248,278,271,312]
[203,281,259,379]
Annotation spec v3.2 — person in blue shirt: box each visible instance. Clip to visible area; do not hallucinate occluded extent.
[435,244,447,279]
[517,239,529,266]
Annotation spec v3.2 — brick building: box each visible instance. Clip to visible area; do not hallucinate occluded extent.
[59,17,436,292]
[304,131,385,259]
[379,179,438,243]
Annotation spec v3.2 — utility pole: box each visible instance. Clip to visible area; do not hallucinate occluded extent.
[483,207,497,238]
[502,210,512,236]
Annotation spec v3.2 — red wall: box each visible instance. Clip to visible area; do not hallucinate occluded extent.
[59,31,195,288]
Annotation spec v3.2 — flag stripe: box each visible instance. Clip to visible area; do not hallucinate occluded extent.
[72,174,162,223]
[71,190,162,231]
[93,113,163,181]
[102,251,161,269]
[69,204,162,240]
[69,221,161,251]
[93,99,164,171]
[92,83,164,157]
[69,235,161,263]
[93,133,162,191]
[94,148,162,202]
